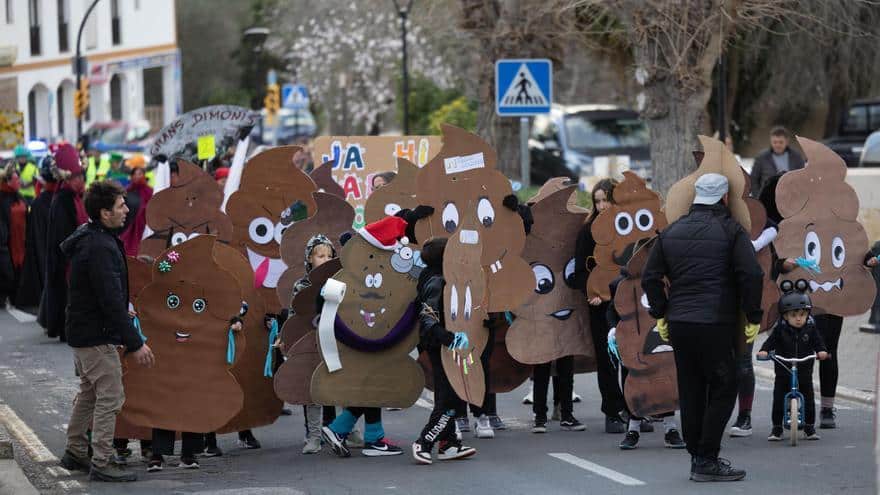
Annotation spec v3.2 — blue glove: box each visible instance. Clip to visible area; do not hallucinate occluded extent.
[794,257,822,274]
[449,332,469,350]
[607,327,619,361]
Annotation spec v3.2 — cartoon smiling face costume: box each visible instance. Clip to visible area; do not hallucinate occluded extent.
[415,125,532,312]
[225,146,318,312]
[310,231,424,408]
[588,171,667,301]
[121,236,245,433]
[613,237,678,417]
[139,160,233,258]
[775,137,876,316]
[508,185,595,366]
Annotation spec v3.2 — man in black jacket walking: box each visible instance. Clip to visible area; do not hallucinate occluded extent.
[642,173,763,482]
[59,180,154,482]
[749,126,805,197]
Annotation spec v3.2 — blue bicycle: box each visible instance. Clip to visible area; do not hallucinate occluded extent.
[757,351,817,446]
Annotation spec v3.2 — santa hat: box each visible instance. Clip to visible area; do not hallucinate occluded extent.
[53,143,83,178]
[358,216,409,251]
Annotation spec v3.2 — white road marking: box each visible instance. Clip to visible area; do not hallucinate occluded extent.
[549,453,646,486]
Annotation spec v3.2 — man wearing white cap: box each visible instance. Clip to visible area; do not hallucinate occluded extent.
[642,173,763,482]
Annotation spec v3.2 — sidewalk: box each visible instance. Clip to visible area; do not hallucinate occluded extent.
[754,312,879,403]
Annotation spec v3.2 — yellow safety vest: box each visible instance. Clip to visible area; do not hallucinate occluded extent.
[19,161,37,199]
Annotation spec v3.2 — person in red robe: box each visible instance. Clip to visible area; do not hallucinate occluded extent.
[0,162,27,307]
[120,165,153,256]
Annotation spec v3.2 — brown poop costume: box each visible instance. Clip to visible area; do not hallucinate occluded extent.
[121,236,245,433]
[415,124,532,312]
[273,258,342,405]
[441,238,490,406]
[613,237,678,417]
[508,185,594,366]
[588,171,667,301]
[226,146,318,313]
[213,243,282,433]
[139,160,233,258]
[310,234,424,408]
[775,137,876,316]
[310,160,346,199]
[741,168,780,332]
[364,158,420,225]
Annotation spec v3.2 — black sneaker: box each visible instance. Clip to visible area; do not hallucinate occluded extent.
[767,426,783,441]
[60,450,91,473]
[488,415,506,430]
[605,415,626,434]
[664,429,686,449]
[532,416,548,434]
[280,408,293,416]
[640,419,655,433]
[690,457,746,482]
[437,441,477,461]
[619,431,639,450]
[820,407,836,429]
[203,445,223,457]
[89,462,138,482]
[560,416,586,431]
[179,457,199,469]
[146,458,163,472]
[412,440,432,465]
[362,438,403,457]
[729,412,752,437]
[804,425,821,440]
[321,426,351,458]
[238,431,262,449]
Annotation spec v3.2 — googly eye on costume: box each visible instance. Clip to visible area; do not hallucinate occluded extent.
[249,217,275,245]
[166,293,181,309]
[192,298,207,313]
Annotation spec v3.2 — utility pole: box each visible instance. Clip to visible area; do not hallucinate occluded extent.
[392,0,414,135]
[75,0,101,141]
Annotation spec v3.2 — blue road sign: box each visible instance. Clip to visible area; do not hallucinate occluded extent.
[282,84,310,110]
[496,59,552,116]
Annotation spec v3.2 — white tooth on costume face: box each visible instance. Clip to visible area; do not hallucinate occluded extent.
[380,308,386,314]
[459,229,479,245]
[809,279,842,292]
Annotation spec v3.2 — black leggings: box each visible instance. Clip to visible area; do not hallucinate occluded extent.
[814,314,843,398]
[150,429,203,459]
[419,350,462,446]
[533,356,574,419]
[589,303,626,418]
[735,342,755,413]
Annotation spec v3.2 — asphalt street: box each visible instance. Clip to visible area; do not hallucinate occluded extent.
[0,309,875,495]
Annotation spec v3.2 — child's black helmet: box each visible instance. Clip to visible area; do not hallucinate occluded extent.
[778,279,812,314]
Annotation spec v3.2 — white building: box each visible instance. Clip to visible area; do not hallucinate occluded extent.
[0,0,180,143]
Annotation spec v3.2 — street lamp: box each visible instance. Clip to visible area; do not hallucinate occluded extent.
[242,26,270,110]
[391,0,414,135]
[75,0,101,141]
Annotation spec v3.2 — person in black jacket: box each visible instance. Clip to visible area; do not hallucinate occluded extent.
[758,281,828,442]
[411,237,477,465]
[749,126,805,197]
[16,156,57,308]
[59,180,155,483]
[642,173,763,483]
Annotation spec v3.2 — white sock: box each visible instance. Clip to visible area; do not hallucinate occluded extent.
[663,416,678,433]
[628,419,641,432]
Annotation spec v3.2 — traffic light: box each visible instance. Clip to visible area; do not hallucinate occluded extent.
[264,83,280,124]
[74,78,90,119]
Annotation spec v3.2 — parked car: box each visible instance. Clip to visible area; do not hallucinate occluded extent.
[84,120,154,153]
[824,98,880,167]
[251,108,317,145]
[529,104,651,185]
[858,130,880,167]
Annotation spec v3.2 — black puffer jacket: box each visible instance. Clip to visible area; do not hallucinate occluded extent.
[416,266,455,352]
[642,203,764,325]
[759,317,826,359]
[61,222,143,352]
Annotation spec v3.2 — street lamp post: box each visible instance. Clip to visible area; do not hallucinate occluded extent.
[75,0,101,140]
[392,0,414,135]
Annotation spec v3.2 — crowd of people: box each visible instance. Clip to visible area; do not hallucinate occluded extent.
[1,126,878,485]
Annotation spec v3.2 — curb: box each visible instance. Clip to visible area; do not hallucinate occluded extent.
[0,422,12,459]
[753,366,876,406]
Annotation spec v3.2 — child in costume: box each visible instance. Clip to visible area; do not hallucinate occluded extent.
[411,237,477,464]
[758,280,828,442]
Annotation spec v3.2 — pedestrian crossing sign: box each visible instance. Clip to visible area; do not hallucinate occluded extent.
[496,59,552,116]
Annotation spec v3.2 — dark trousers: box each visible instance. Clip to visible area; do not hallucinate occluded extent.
[815,314,843,399]
[455,324,496,417]
[772,361,816,426]
[150,429,204,458]
[419,350,462,446]
[669,322,738,460]
[346,407,381,424]
[735,342,755,413]
[533,355,574,419]
[590,303,626,418]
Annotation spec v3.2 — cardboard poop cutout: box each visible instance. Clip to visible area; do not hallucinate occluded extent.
[121,236,245,433]
[213,243,282,433]
[588,171,667,301]
[508,185,595,366]
[775,137,876,316]
[613,237,678,417]
[741,168,780,332]
[364,157,420,226]
[275,192,355,308]
[415,124,532,312]
[310,160,346,199]
[310,232,424,408]
[225,146,318,313]
[139,160,233,258]
[665,135,751,233]
[439,236,490,406]
[273,258,342,405]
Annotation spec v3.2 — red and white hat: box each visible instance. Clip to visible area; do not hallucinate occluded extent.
[358,216,409,251]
